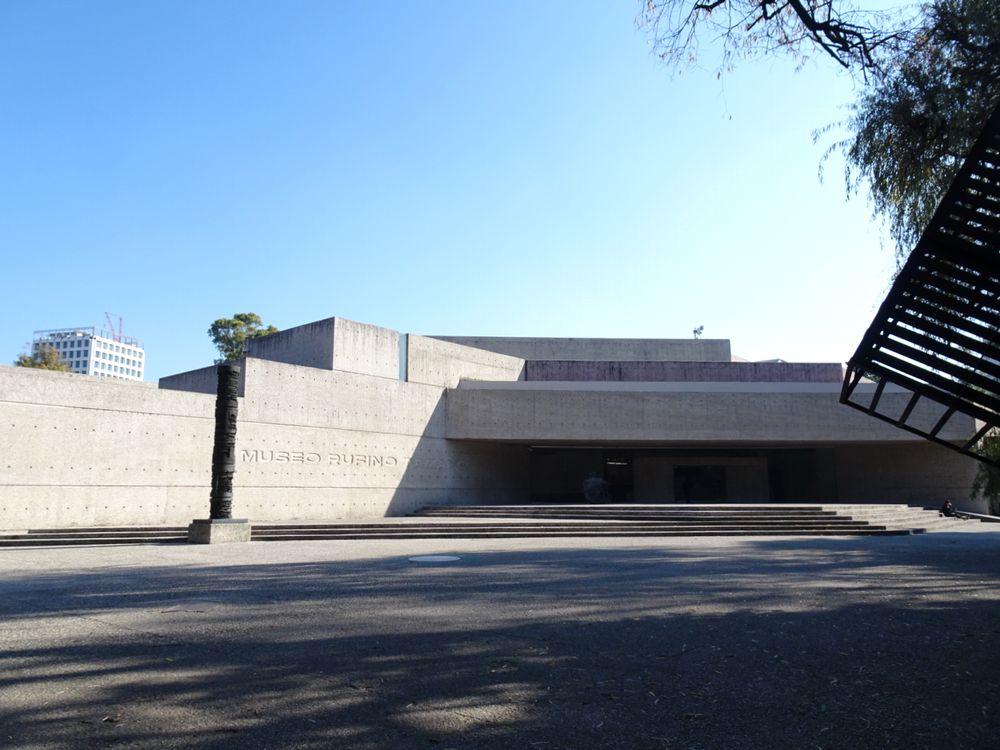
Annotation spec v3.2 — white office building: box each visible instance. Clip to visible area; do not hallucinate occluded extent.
[32,327,145,381]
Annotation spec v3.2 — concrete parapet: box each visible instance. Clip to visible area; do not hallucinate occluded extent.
[525,360,845,383]
[159,362,247,395]
[406,335,524,388]
[431,336,732,362]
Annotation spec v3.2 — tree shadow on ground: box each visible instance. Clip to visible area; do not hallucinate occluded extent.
[2,535,999,749]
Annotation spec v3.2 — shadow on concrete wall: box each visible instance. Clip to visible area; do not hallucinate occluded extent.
[384,395,531,517]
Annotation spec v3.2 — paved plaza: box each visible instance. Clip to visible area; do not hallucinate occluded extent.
[2,530,1000,749]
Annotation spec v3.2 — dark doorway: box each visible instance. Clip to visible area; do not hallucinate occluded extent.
[674,465,726,501]
[603,453,633,502]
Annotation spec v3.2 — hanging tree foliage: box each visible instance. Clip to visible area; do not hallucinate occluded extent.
[640,1,1000,260]
[840,0,1000,256]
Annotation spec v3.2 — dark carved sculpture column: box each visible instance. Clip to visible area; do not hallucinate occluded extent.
[188,363,251,543]
[210,364,240,519]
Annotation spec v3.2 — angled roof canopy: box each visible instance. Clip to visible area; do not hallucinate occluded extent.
[841,105,1000,464]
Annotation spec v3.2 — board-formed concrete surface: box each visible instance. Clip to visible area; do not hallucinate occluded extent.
[2,532,999,749]
[431,335,733,362]
[3,316,986,528]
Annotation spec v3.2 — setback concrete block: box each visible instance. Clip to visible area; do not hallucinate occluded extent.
[406,335,525,388]
[431,336,732,362]
[240,358,447,437]
[245,317,400,379]
[331,317,399,379]
[246,317,337,370]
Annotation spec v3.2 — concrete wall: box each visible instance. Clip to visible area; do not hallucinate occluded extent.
[331,317,399,379]
[432,336,732,362]
[525,361,844,383]
[833,443,978,506]
[245,317,399,379]
[234,358,529,520]
[445,383,977,444]
[247,317,336,370]
[1,333,533,529]
[159,362,247,395]
[0,366,216,529]
[1,312,984,528]
[406,335,525,388]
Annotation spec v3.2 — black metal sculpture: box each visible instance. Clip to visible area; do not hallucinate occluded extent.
[841,104,1000,465]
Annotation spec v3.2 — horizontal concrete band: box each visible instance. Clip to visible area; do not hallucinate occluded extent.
[524,360,845,383]
[454,381,897,394]
[431,336,732,362]
[445,387,974,442]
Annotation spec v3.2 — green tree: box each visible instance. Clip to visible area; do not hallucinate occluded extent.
[840,0,1000,257]
[14,344,71,371]
[208,313,279,363]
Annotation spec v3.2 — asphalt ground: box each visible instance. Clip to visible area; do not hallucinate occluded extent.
[2,531,999,750]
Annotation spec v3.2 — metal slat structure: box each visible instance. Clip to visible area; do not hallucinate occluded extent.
[841,105,1000,464]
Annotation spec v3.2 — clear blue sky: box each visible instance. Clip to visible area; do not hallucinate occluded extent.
[1,2,903,380]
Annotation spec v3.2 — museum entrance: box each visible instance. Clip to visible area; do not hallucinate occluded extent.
[673,465,726,502]
[527,446,836,503]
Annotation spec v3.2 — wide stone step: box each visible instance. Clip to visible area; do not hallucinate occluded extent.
[417,506,840,514]
[20,526,189,533]
[256,517,856,528]
[252,528,907,540]
[416,509,842,517]
[0,536,186,547]
[7,530,187,539]
[252,522,880,534]
[415,513,843,523]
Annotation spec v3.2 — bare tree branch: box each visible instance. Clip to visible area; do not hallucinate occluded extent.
[640,1,916,76]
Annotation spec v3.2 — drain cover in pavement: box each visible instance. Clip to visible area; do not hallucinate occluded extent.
[408,555,461,563]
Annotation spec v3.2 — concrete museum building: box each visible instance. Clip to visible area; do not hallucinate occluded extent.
[0,315,980,531]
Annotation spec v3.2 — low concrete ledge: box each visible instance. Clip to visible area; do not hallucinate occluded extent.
[187,518,252,544]
[954,511,1000,523]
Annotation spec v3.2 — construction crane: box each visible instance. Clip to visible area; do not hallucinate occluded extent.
[104,312,123,342]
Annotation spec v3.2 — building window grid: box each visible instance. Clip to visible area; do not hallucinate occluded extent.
[31,329,144,381]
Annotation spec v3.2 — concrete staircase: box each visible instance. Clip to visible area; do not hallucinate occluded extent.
[0,504,984,547]
[824,504,973,533]
[398,504,907,538]
[0,526,188,547]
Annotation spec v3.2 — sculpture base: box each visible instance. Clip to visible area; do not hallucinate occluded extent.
[187,518,252,544]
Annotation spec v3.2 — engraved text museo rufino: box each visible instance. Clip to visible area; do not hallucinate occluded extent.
[241,449,400,467]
